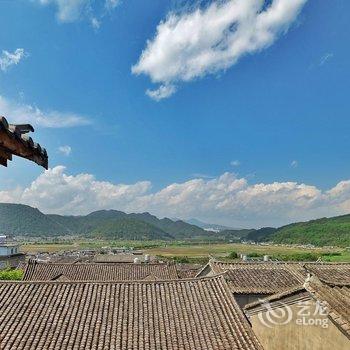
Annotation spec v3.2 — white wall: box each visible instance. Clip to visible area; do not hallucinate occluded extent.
[0,246,19,256]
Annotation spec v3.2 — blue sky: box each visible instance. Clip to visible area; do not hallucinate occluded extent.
[0,0,349,227]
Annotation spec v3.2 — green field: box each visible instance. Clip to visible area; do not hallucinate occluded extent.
[20,240,350,262]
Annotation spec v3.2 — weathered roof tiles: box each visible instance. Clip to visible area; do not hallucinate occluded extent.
[0,275,263,350]
[21,260,179,281]
[304,263,350,285]
[306,277,350,337]
[199,260,305,294]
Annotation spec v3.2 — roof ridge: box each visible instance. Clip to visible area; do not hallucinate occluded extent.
[211,259,303,265]
[25,261,174,266]
[3,272,228,285]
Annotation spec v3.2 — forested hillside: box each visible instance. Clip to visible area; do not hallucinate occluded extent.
[267,215,350,247]
[0,203,69,235]
[0,204,208,240]
[1,203,349,246]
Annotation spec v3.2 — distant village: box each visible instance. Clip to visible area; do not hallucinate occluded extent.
[0,233,349,350]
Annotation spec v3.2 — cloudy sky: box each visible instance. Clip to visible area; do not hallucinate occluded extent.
[0,0,349,227]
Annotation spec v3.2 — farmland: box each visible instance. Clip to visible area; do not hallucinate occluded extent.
[20,240,350,262]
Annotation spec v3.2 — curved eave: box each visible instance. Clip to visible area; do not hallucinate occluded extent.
[0,117,48,169]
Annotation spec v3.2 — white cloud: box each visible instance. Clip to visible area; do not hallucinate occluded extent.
[231,160,240,167]
[0,166,151,215]
[105,0,120,11]
[58,145,72,156]
[146,84,176,101]
[91,17,101,30]
[37,0,121,27]
[291,160,298,168]
[132,0,307,99]
[0,49,26,72]
[1,166,350,227]
[0,95,91,128]
[38,0,90,23]
[319,52,334,66]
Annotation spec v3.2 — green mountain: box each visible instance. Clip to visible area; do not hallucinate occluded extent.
[128,213,206,239]
[91,218,171,240]
[0,203,69,236]
[1,203,349,246]
[48,210,206,239]
[217,229,255,240]
[245,216,350,247]
[47,210,129,235]
[267,215,350,247]
[0,204,208,240]
[245,227,277,242]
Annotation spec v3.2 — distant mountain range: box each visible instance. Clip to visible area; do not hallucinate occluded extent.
[0,203,207,240]
[0,203,349,246]
[0,203,255,241]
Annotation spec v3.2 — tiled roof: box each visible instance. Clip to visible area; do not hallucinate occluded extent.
[0,116,48,169]
[245,276,350,339]
[176,263,203,279]
[207,260,305,294]
[304,263,350,285]
[0,275,263,350]
[177,268,202,279]
[22,260,179,281]
[306,278,350,338]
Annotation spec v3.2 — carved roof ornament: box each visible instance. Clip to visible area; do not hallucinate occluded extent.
[0,116,48,169]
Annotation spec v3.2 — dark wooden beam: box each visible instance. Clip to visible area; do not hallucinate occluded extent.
[0,117,48,169]
[0,130,32,157]
[0,156,7,166]
[0,146,12,161]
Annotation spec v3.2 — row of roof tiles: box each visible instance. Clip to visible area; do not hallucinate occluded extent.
[306,279,350,337]
[3,260,349,349]
[21,260,350,291]
[197,260,350,294]
[22,261,179,281]
[0,275,263,350]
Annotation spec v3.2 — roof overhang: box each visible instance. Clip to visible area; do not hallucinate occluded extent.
[0,116,48,169]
